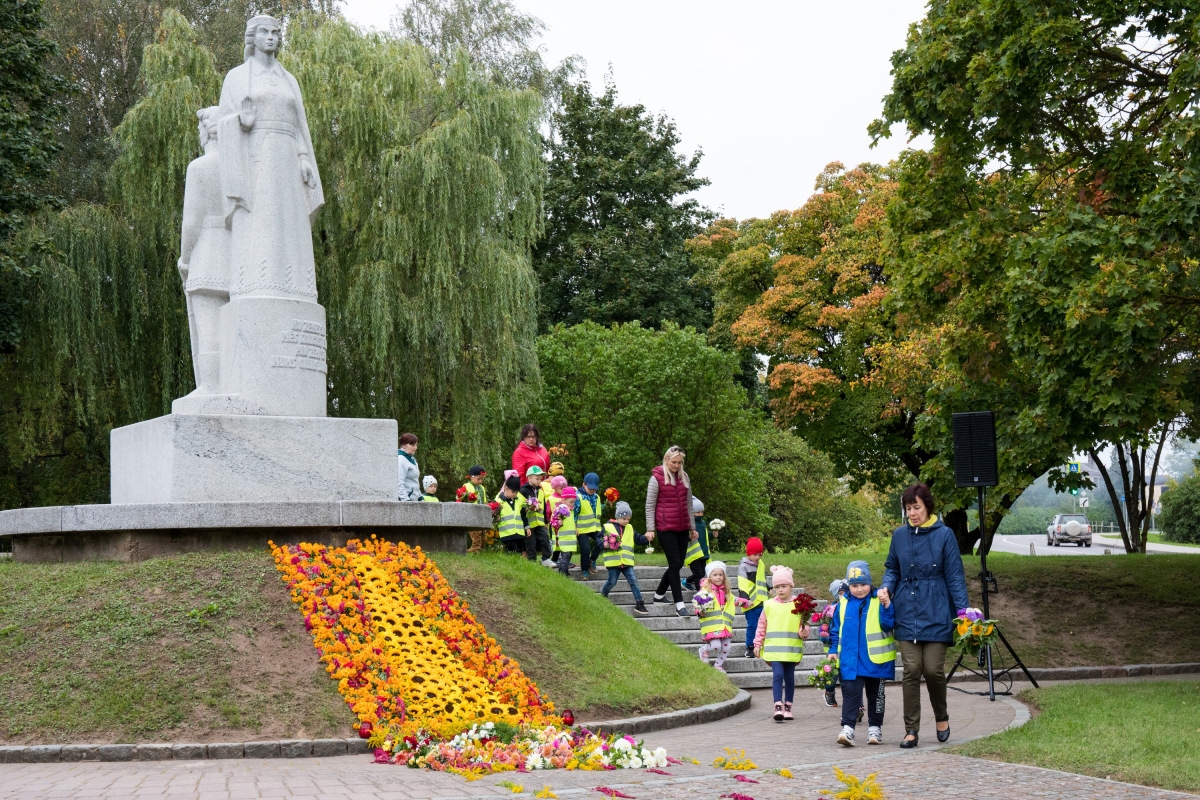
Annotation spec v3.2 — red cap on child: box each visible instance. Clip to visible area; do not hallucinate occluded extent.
[745,537,764,556]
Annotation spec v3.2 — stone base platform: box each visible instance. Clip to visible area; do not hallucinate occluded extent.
[110,413,397,504]
[0,501,490,563]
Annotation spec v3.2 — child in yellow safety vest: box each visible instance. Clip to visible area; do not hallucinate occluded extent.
[598,501,650,615]
[520,466,552,563]
[737,537,770,656]
[420,475,440,502]
[495,475,531,555]
[693,561,736,672]
[828,560,894,747]
[460,465,488,554]
[752,565,810,722]
[549,481,578,576]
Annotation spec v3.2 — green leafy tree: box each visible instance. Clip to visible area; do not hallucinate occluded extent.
[533,321,769,537]
[534,80,713,333]
[394,0,579,99]
[872,0,1200,553]
[0,0,66,346]
[1160,469,1200,544]
[758,426,885,553]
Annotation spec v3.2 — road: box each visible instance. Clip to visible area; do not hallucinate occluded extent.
[987,533,1200,556]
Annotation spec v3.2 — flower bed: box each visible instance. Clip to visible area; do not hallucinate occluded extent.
[270,537,669,778]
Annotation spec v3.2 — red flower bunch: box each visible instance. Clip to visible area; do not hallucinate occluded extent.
[603,487,620,504]
[488,500,501,517]
[456,485,478,503]
[791,590,819,618]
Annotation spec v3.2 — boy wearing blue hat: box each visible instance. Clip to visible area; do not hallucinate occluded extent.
[829,560,895,747]
[575,472,603,580]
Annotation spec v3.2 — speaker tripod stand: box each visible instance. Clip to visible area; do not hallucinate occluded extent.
[946,486,1039,700]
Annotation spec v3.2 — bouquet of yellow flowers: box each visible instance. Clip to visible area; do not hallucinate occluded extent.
[953,607,999,656]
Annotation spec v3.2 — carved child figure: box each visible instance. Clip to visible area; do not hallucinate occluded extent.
[177,105,231,403]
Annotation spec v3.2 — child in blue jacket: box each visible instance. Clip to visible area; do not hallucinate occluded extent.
[828,560,895,747]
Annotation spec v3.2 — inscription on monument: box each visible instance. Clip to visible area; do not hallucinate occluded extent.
[271,318,327,373]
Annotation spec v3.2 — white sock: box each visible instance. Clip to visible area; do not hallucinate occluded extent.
[676,602,686,610]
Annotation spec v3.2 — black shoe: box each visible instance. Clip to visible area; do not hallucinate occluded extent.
[936,721,950,742]
[823,689,838,707]
[652,593,666,603]
[676,605,690,617]
[634,601,649,615]
[899,732,918,749]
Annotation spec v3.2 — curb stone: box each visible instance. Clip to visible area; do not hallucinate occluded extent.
[60,745,99,762]
[581,688,752,737]
[170,743,206,760]
[944,661,1200,683]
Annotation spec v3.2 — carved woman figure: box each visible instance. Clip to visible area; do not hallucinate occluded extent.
[217,15,324,302]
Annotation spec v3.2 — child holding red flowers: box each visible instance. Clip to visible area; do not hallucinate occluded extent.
[752,566,809,721]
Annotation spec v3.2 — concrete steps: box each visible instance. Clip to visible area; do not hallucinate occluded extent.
[579,563,829,690]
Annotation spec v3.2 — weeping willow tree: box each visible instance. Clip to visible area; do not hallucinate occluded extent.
[287,16,543,469]
[1,11,543,506]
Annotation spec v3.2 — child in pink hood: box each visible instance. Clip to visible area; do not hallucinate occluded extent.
[753,565,810,721]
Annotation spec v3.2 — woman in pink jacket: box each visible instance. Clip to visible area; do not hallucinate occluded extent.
[511,423,550,486]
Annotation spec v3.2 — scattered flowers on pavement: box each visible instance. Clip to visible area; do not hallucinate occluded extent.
[535,787,558,799]
[733,773,759,783]
[497,779,524,793]
[719,793,756,800]
[764,767,793,778]
[593,788,635,798]
[830,766,884,800]
[272,537,673,778]
[713,748,758,770]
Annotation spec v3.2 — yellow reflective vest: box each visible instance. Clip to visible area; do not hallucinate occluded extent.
[600,522,636,568]
[420,493,440,503]
[460,481,487,504]
[837,596,896,664]
[738,559,769,611]
[576,490,602,535]
[684,535,704,566]
[496,494,527,541]
[552,497,577,553]
[697,587,737,639]
[761,598,803,663]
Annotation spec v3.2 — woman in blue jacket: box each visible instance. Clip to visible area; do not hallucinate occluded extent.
[880,483,969,748]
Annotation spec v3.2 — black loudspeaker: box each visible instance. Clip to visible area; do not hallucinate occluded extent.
[952,411,998,488]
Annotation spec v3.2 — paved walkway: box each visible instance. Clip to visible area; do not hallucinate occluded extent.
[2,684,1191,799]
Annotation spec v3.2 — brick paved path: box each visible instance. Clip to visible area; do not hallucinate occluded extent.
[1,686,1189,799]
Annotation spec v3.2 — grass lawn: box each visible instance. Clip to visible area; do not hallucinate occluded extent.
[0,548,734,743]
[435,553,735,721]
[0,551,348,744]
[638,546,1200,668]
[1146,533,1200,549]
[950,679,1200,792]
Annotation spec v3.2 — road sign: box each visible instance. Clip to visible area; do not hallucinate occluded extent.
[1068,461,1081,473]
[1079,497,1090,508]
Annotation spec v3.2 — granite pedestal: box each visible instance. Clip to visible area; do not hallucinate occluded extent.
[110,413,396,504]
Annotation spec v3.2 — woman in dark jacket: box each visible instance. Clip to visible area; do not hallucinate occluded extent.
[880,483,969,749]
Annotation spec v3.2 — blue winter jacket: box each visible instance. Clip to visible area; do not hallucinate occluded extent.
[828,589,896,681]
[881,516,970,644]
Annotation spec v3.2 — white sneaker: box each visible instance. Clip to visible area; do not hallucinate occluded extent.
[836,725,855,747]
[867,726,882,745]
[541,559,556,567]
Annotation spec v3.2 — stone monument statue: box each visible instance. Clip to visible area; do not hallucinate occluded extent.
[172,14,327,418]
[108,16,396,503]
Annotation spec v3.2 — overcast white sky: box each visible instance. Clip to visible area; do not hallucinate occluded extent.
[340,0,931,220]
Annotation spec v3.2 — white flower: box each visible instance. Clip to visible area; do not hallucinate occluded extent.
[525,754,544,771]
[628,756,643,769]
[614,738,633,752]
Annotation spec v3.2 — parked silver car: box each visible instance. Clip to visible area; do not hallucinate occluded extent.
[1047,513,1092,547]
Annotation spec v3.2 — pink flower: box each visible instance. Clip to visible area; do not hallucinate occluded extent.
[823,665,831,673]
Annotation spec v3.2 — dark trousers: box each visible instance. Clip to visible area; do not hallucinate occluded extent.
[770,660,797,703]
[578,531,596,572]
[501,537,525,554]
[897,640,949,734]
[840,676,885,728]
[655,530,691,603]
[687,556,706,590]
[526,526,551,561]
